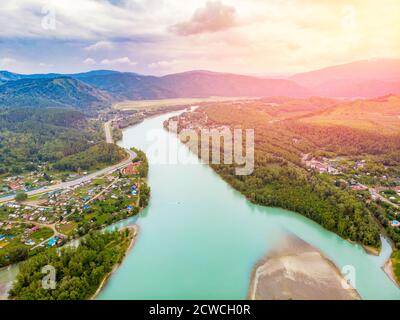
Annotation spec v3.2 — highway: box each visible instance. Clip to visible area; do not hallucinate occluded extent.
[0,121,136,203]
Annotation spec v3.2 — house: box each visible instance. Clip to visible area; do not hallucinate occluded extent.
[9,182,22,191]
[391,220,400,228]
[25,240,35,246]
[122,163,140,175]
[29,226,39,233]
[47,237,59,247]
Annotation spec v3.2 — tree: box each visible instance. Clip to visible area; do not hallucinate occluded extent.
[15,192,28,202]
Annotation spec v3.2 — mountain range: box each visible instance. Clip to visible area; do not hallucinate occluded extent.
[0,59,399,111]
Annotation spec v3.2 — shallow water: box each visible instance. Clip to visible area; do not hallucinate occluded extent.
[0,264,19,300]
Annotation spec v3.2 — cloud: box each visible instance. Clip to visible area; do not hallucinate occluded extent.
[0,57,17,67]
[39,62,54,67]
[148,59,180,69]
[0,0,399,75]
[83,57,96,65]
[169,1,237,36]
[84,41,114,51]
[100,56,136,65]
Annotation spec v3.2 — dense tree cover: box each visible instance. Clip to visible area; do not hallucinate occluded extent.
[15,192,28,202]
[367,201,400,249]
[213,158,380,247]
[139,184,151,207]
[288,122,400,157]
[0,77,112,112]
[0,245,29,268]
[53,142,126,172]
[191,103,384,247]
[0,108,104,175]
[132,147,149,178]
[9,230,132,300]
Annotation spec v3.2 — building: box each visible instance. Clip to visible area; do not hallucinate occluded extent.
[391,220,400,228]
[122,162,140,175]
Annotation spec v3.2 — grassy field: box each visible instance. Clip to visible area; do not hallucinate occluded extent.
[112,97,256,110]
[299,95,400,134]
[57,222,77,236]
[29,227,53,242]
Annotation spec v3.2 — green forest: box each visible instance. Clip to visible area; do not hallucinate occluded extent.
[132,147,149,178]
[192,103,396,248]
[53,142,126,172]
[0,108,126,175]
[0,108,103,175]
[9,230,133,300]
[213,159,380,247]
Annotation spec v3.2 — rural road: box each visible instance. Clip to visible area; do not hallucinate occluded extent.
[0,140,137,204]
[369,188,399,209]
[104,120,114,144]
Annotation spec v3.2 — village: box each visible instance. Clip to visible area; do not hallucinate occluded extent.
[0,159,146,267]
[302,154,400,231]
[0,163,93,199]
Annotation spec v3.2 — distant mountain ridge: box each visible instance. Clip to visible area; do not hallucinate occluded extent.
[290,59,400,98]
[0,69,309,109]
[1,58,400,111]
[0,77,112,111]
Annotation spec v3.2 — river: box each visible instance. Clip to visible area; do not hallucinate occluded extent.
[1,110,399,300]
[97,111,400,299]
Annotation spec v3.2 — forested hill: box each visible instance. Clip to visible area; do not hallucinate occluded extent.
[1,59,400,112]
[0,77,112,112]
[0,108,107,175]
[0,70,310,107]
[170,100,390,248]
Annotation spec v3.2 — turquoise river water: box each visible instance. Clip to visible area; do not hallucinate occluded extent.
[97,111,400,300]
[1,110,399,300]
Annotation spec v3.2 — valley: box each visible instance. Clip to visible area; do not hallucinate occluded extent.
[165,96,400,285]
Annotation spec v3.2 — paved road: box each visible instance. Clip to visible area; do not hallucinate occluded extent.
[369,188,399,209]
[0,148,137,204]
[104,120,114,144]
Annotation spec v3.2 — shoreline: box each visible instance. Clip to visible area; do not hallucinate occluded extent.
[383,258,400,288]
[247,235,361,300]
[91,225,139,300]
[361,244,380,256]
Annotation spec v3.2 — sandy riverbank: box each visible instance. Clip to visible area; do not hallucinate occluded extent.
[91,225,139,300]
[362,244,380,256]
[383,259,399,288]
[248,234,361,300]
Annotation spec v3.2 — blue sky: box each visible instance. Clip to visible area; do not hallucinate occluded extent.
[0,0,399,75]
